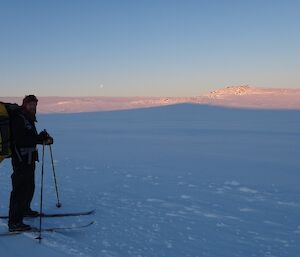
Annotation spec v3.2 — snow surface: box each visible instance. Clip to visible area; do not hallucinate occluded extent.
[0,104,299,257]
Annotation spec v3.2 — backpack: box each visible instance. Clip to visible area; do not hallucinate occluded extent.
[0,102,20,163]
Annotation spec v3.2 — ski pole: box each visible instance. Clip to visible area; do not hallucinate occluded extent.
[36,142,45,243]
[49,144,61,208]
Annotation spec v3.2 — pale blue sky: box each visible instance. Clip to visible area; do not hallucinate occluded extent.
[0,0,299,97]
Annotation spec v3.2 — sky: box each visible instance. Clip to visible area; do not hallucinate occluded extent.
[0,0,300,97]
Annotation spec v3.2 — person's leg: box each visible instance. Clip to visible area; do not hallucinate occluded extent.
[8,171,24,225]
[8,160,31,225]
[24,162,36,212]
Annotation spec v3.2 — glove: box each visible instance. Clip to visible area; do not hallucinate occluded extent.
[44,136,54,145]
[39,130,50,140]
[38,130,54,145]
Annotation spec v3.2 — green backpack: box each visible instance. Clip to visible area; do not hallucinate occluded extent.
[0,102,20,163]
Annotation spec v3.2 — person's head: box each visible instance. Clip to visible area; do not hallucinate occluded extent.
[22,95,38,119]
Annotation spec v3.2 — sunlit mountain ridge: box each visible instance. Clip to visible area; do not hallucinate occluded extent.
[1,86,299,113]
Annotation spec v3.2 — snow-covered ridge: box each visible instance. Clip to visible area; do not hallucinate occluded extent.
[204,85,300,109]
[1,85,299,113]
[0,96,198,113]
[207,85,259,98]
[206,85,297,99]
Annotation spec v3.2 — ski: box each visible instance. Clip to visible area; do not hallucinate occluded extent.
[0,221,95,237]
[0,209,95,219]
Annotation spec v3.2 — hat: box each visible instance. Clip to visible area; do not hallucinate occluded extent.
[22,95,38,106]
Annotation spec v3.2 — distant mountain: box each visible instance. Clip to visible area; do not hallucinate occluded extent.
[206,85,259,98]
[1,86,299,113]
[203,85,300,109]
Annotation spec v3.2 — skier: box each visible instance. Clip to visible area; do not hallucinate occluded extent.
[8,95,53,232]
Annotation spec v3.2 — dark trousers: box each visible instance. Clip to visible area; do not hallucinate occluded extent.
[8,157,35,225]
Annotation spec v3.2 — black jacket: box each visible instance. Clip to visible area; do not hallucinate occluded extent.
[10,109,43,163]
